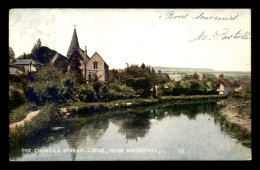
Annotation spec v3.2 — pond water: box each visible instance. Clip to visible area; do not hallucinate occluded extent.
[10,102,251,161]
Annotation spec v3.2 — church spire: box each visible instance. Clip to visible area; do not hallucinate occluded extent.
[67,26,80,58]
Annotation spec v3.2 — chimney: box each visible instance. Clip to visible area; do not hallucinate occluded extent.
[84,46,88,62]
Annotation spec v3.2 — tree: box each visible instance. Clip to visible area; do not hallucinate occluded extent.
[9,47,16,63]
[119,64,158,97]
[36,38,42,49]
[68,52,85,83]
[27,66,75,105]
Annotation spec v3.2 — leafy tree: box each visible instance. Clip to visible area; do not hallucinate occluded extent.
[67,52,85,83]
[108,69,119,83]
[119,64,158,97]
[9,47,16,63]
[26,66,75,105]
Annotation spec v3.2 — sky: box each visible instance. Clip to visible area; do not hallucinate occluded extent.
[9,8,251,71]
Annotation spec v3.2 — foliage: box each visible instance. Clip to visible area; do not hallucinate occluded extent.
[233,83,251,99]
[119,64,158,97]
[9,102,39,124]
[106,83,138,100]
[92,81,110,100]
[68,52,85,83]
[108,69,120,83]
[9,47,16,62]
[161,78,218,96]
[9,74,28,109]
[74,83,97,102]
[26,66,75,105]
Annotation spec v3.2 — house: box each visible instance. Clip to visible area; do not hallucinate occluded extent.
[217,74,236,95]
[185,71,199,80]
[9,63,23,75]
[235,80,248,92]
[11,59,44,74]
[156,70,170,79]
[66,28,109,82]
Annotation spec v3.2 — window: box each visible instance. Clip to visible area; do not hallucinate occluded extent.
[93,61,98,69]
[88,72,91,80]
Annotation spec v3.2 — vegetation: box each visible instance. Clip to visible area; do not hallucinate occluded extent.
[26,66,75,105]
[119,63,158,97]
[233,83,251,99]
[160,77,218,96]
[9,47,16,63]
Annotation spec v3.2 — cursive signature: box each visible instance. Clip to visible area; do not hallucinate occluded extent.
[190,28,251,42]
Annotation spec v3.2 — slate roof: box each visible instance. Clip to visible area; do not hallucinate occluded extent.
[157,72,169,78]
[67,28,80,57]
[13,59,44,65]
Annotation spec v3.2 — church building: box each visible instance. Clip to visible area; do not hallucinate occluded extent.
[66,28,109,82]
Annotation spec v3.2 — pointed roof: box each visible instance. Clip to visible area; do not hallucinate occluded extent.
[67,28,80,57]
[90,52,108,66]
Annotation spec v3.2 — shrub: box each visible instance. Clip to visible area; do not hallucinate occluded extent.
[107,83,138,100]
[119,64,158,97]
[26,66,75,105]
[75,84,97,102]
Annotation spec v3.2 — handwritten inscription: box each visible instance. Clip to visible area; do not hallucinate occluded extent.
[160,11,239,21]
[190,28,251,41]
[160,11,189,20]
[192,12,239,21]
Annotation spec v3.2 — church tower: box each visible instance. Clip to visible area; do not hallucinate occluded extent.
[67,27,80,58]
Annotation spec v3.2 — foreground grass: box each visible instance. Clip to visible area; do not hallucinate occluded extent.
[9,104,63,148]
[9,102,40,124]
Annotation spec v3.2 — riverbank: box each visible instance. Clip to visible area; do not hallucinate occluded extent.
[216,97,251,147]
[69,95,227,115]
[9,95,226,148]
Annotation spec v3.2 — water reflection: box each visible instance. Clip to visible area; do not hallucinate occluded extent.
[10,102,250,161]
[65,119,109,161]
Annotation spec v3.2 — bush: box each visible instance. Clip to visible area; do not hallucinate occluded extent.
[119,64,158,97]
[9,74,28,108]
[75,84,97,102]
[26,66,75,105]
[107,83,138,100]
[161,79,218,96]
[9,89,26,109]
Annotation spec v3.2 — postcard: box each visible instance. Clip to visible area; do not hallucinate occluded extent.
[9,8,251,161]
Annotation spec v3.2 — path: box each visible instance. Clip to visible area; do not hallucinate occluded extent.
[9,110,41,131]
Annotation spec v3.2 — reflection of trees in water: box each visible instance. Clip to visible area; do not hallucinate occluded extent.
[108,102,218,143]
[110,113,151,142]
[65,118,109,161]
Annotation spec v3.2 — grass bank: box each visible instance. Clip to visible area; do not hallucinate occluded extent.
[69,95,227,115]
[216,97,251,147]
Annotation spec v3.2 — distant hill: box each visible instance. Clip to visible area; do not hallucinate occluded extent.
[152,66,250,75]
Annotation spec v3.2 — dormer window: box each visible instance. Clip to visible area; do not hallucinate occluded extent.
[93,61,98,69]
